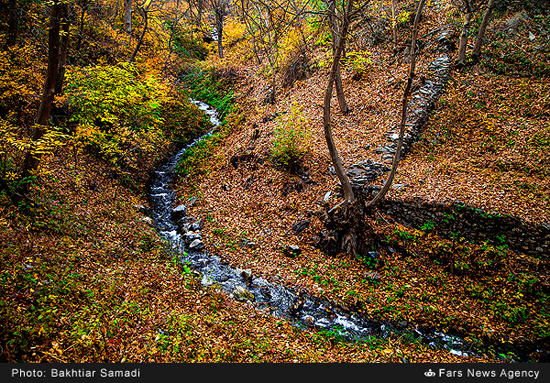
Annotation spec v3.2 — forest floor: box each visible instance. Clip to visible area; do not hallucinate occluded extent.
[0,136,491,363]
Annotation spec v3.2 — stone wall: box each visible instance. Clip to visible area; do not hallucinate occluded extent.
[375,54,451,164]
[379,198,550,259]
[338,54,452,198]
[331,46,549,260]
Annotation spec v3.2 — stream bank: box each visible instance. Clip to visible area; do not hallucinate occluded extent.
[143,99,547,362]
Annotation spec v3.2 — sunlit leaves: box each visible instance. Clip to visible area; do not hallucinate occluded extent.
[64,63,168,163]
[66,62,165,132]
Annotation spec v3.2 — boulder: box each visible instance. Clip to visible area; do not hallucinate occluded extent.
[364,272,381,282]
[178,223,191,233]
[171,205,187,221]
[178,217,196,225]
[190,219,204,232]
[189,239,205,251]
[141,217,156,228]
[392,184,407,189]
[240,269,253,285]
[239,238,256,249]
[183,231,202,244]
[177,217,197,233]
[233,286,255,302]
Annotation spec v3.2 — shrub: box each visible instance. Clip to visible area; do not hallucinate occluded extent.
[343,49,373,79]
[64,63,211,166]
[64,63,167,161]
[161,87,211,142]
[271,104,311,168]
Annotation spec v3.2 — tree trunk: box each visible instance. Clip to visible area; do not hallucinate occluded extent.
[318,0,374,255]
[19,2,64,190]
[471,0,496,65]
[124,0,132,33]
[129,7,147,62]
[327,0,350,114]
[317,0,425,257]
[456,0,473,67]
[55,5,70,95]
[6,0,19,47]
[216,9,224,58]
[269,60,276,104]
[239,0,260,64]
[366,0,425,208]
[323,0,355,204]
[251,33,261,64]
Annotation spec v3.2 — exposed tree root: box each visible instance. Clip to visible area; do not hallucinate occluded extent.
[315,199,378,257]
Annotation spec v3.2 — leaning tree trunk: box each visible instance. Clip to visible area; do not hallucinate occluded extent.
[197,0,204,27]
[269,60,276,104]
[316,0,425,257]
[215,8,224,58]
[471,0,496,66]
[323,0,354,205]
[19,2,65,194]
[318,0,372,257]
[327,0,350,114]
[456,0,473,67]
[366,0,424,208]
[391,0,398,44]
[264,7,276,104]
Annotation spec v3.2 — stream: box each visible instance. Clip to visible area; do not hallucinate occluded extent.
[146,100,539,362]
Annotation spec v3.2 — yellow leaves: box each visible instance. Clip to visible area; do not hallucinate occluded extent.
[29,125,69,157]
[224,17,246,45]
[4,171,19,181]
[279,27,302,62]
[63,63,176,166]
[343,49,374,76]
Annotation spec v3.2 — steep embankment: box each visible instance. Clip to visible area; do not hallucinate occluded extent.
[172,5,549,362]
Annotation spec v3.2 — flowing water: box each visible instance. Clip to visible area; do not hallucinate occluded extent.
[146,100,540,362]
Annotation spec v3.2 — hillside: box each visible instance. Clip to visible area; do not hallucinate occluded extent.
[0,0,549,363]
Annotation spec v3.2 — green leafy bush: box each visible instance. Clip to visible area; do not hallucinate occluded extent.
[344,50,374,78]
[64,63,210,164]
[64,63,167,162]
[161,87,211,142]
[271,104,311,168]
[66,63,164,132]
[176,134,220,177]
